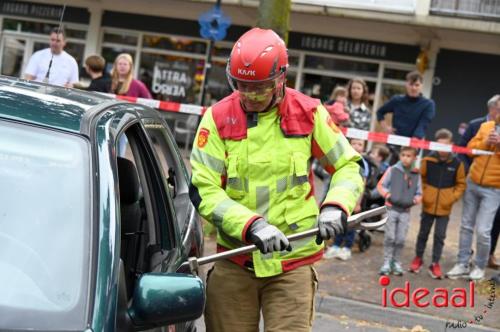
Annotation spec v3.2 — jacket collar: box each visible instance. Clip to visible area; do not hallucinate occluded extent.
[394,161,419,174]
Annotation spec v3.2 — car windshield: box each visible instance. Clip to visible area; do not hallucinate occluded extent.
[0,120,91,331]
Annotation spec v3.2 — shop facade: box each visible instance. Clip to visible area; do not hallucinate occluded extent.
[1,0,499,139]
[0,1,420,130]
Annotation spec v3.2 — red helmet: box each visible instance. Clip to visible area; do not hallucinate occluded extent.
[226,28,288,88]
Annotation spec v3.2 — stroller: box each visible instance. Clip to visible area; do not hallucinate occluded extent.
[356,155,384,251]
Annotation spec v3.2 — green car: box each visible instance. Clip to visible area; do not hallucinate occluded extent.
[0,77,205,332]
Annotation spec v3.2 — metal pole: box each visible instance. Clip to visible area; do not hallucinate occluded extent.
[199,38,214,106]
[199,0,221,106]
[180,206,387,273]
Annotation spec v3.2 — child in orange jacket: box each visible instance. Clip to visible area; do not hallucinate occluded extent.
[409,129,466,279]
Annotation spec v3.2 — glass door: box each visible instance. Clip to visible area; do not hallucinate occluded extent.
[0,35,48,79]
[0,36,27,77]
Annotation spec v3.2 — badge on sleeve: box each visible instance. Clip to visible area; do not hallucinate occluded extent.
[197,128,210,148]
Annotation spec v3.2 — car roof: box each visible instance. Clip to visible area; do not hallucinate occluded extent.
[0,76,138,135]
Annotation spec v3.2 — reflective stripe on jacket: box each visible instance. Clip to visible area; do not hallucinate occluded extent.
[189,88,363,277]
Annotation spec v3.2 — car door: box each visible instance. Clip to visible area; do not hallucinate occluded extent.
[110,107,192,332]
[141,116,203,262]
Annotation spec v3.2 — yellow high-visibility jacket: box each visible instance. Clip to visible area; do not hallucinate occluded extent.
[190,88,363,277]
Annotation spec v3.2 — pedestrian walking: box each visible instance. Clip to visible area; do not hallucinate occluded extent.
[377,146,422,276]
[409,129,466,279]
[189,28,364,332]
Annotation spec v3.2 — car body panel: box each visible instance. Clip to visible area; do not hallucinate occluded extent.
[0,76,204,332]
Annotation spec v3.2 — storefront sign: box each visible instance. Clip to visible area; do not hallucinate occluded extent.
[289,32,420,63]
[0,1,90,24]
[152,61,193,98]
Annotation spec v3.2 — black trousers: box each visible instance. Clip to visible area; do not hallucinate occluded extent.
[490,207,500,255]
[416,212,450,263]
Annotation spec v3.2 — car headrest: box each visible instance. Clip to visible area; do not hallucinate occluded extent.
[117,157,140,204]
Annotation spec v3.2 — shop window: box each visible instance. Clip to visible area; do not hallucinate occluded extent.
[286,71,297,89]
[203,60,231,106]
[301,73,376,105]
[140,53,203,104]
[305,55,379,77]
[289,54,300,67]
[2,18,86,39]
[384,67,411,80]
[103,32,138,46]
[1,38,25,77]
[142,35,206,55]
[301,74,350,101]
[213,43,232,58]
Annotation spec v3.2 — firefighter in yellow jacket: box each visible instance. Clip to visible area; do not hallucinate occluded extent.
[189,28,364,332]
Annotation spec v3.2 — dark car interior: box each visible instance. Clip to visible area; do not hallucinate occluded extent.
[117,156,149,299]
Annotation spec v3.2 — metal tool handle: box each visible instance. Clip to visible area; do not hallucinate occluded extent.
[180,206,386,272]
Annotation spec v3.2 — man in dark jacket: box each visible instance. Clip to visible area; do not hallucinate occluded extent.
[377,71,435,139]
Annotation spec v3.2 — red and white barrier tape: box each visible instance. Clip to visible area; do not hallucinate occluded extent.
[109,94,205,116]
[339,127,494,156]
[109,94,494,156]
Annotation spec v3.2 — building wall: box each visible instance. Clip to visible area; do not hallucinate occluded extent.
[430,48,500,141]
[3,0,500,141]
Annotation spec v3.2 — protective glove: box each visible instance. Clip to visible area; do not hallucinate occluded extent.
[247,218,292,254]
[315,206,348,245]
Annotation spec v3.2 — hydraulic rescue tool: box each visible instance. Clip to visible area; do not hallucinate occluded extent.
[181,206,387,275]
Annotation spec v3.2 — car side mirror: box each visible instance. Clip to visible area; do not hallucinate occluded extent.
[128,273,205,330]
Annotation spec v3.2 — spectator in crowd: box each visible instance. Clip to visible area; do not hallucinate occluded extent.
[409,129,466,279]
[457,95,500,270]
[458,95,500,171]
[347,78,371,131]
[447,113,500,280]
[24,27,79,87]
[111,53,152,98]
[324,86,350,126]
[84,55,111,93]
[361,145,390,210]
[376,71,435,139]
[315,86,351,202]
[324,138,367,260]
[369,145,390,175]
[457,122,468,138]
[377,146,422,276]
